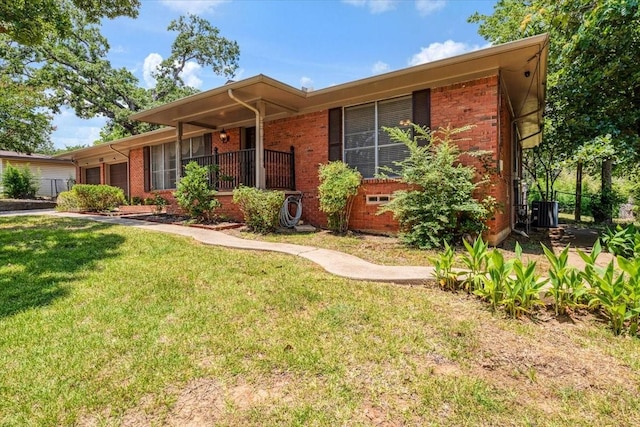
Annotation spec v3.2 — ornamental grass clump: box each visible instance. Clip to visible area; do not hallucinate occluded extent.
[317,161,362,233]
[378,124,495,249]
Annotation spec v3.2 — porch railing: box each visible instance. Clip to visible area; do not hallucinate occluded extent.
[181,146,295,191]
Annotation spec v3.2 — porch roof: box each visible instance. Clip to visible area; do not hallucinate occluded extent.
[131,34,548,149]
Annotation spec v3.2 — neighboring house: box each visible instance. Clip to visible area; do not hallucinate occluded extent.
[0,151,75,198]
[56,34,549,245]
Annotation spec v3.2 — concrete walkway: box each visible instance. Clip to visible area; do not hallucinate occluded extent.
[0,209,435,284]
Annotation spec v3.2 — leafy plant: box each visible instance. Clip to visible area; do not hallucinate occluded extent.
[174,162,221,221]
[232,185,285,233]
[460,237,489,292]
[59,184,125,212]
[542,244,586,315]
[585,260,628,335]
[502,243,546,318]
[1,162,39,199]
[475,249,512,312]
[378,124,494,248]
[430,241,460,291]
[601,224,638,259]
[317,161,362,233]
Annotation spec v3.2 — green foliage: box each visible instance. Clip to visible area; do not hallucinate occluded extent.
[174,162,220,221]
[0,162,39,199]
[0,0,140,46]
[542,244,588,315]
[55,190,81,212]
[475,250,512,312]
[317,161,362,233]
[460,237,489,292]
[430,241,461,291]
[378,124,494,248]
[601,224,640,259]
[232,185,285,233]
[504,245,546,318]
[57,184,125,212]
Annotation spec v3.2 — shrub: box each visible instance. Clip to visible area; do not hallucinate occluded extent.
[232,185,285,233]
[378,124,494,248]
[1,162,39,199]
[318,161,362,233]
[60,184,126,212]
[174,162,220,221]
[55,190,80,212]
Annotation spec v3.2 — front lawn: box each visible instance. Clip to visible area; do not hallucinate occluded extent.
[1,216,639,425]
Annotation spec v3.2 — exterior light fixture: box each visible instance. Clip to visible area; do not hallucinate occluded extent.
[220,129,229,143]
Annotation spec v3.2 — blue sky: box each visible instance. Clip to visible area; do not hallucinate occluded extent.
[51,0,496,149]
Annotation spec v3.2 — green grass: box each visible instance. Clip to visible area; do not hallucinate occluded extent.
[1,216,640,426]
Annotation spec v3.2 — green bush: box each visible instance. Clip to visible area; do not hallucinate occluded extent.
[232,185,285,233]
[174,162,220,221]
[1,162,39,199]
[318,161,362,233]
[378,124,494,248]
[58,184,126,212]
[55,190,80,212]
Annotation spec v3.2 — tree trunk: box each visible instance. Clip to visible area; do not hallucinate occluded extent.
[575,160,582,222]
[601,158,613,224]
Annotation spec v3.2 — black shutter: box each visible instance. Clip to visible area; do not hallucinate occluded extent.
[203,133,212,155]
[143,146,151,192]
[328,107,343,161]
[413,89,431,146]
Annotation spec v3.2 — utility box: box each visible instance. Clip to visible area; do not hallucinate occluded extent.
[531,201,559,227]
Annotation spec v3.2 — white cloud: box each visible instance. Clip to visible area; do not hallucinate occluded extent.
[343,0,397,14]
[300,76,314,90]
[372,61,390,74]
[415,0,446,16]
[142,53,163,88]
[160,0,228,15]
[51,109,107,149]
[408,40,481,66]
[180,62,203,88]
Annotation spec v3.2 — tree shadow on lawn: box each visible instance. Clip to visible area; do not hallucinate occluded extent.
[0,217,125,318]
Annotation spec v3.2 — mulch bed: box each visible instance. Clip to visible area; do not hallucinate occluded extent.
[124,213,243,231]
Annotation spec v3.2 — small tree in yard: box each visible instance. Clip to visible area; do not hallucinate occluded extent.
[1,162,39,199]
[318,161,362,233]
[378,124,495,249]
[174,162,221,221]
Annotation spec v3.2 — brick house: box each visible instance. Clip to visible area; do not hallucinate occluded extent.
[56,34,548,245]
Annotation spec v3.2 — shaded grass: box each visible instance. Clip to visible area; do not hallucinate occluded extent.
[1,216,639,426]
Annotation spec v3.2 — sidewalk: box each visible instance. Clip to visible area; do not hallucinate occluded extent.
[0,209,436,284]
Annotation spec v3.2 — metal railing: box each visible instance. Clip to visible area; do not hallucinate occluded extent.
[180,146,295,191]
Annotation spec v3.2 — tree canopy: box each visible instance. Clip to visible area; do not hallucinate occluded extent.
[0,8,240,153]
[0,0,140,46]
[470,0,640,220]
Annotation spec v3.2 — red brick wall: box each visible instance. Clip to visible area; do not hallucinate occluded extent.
[126,75,514,242]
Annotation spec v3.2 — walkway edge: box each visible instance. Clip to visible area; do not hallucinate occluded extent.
[2,210,436,284]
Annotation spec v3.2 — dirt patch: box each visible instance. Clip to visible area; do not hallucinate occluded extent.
[125,213,242,231]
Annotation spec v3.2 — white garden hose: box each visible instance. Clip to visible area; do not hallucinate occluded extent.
[280,195,303,228]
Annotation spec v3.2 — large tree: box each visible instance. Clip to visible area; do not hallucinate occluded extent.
[1,11,240,151]
[0,0,140,46]
[470,0,640,222]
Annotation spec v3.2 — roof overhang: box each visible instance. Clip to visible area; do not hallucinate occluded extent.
[62,33,548,161]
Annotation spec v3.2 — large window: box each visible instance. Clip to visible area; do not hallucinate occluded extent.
[151,141,176,190]
[343,96,412,178]
[181,136,206,159]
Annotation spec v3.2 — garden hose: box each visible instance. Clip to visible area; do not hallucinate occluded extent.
[280,195,303,228]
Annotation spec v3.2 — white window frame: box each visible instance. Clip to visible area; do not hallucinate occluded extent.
[151,141,177,190]
[181,135,206,160]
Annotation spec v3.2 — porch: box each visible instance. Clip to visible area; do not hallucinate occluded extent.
[181,146,295,191]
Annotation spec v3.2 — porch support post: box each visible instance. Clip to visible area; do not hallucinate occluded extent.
[256,100,266,189]
[176,121,183,184]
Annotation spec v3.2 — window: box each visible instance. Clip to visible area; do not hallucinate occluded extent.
[181,136,206,159]
[344,96,412,178]
[151,141,176,190]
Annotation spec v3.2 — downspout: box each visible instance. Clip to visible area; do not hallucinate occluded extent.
[227,89,265,189]
[109,144,130,198]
